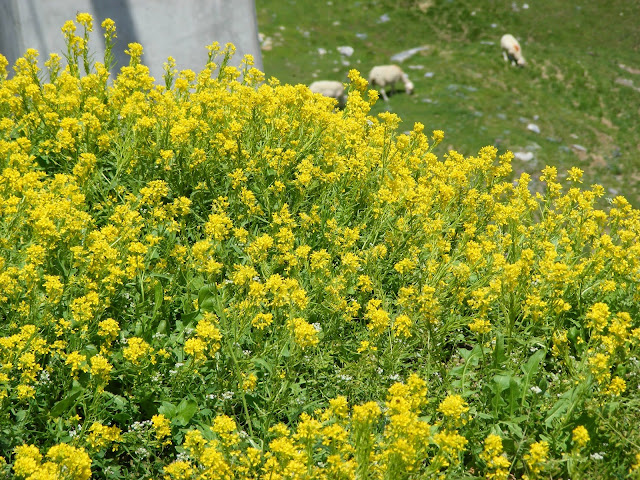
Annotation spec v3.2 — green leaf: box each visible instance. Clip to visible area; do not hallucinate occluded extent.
[153,281,163,317]
[50,387,84,417]
[521,348,546,379]
[252,357,274,374]
[493,332,506,366]
[198,285,216,312]
[175,398,199,426]
[158,401,177,419]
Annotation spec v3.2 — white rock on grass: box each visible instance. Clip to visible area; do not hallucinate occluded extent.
[337,46,354,57]
[527,123,541,134]
[390,46,429,63]
[514,151,534,161]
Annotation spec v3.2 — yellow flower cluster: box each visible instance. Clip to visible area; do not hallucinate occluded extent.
[162,376,460,479]
[1,13,640,480]
[13,443,91,480]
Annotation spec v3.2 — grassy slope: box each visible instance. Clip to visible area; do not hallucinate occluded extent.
[255,0,640,205]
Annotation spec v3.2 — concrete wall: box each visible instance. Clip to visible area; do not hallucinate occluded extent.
[0,0,263,80]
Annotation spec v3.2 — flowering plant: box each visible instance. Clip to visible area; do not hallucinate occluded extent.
[1,14,640,479]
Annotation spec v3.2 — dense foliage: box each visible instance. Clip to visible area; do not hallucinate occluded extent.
[1,14,640,480]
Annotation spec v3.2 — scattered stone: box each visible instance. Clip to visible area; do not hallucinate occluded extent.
[377,13,390,23]
[417,1,434,12]
[496,113,507,120]
[390,46,429,63]
[480,41,495,45]
[317,48,327,56]
[615,77,640,92]
[258,33,273,51]
[355,32,367,40]
[545,136,560,143]
[619,63,640,75]
[518,116,528,123]
[570,133,579,139]
[491,23,498,28]
[514,151,534,161]
[527,123,541,134]
[523,3,529,9]
[424,71,435,78]
[337,46,354,57]
[408,65,424,70]
[616,77,634,87]
[571,144,587,152]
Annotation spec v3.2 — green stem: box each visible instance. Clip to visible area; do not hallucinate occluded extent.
[213,286,254,438]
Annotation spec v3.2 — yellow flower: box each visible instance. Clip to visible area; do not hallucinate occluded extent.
[97,318,120,340]
[16,384,35,400]
[438,394,469,421]
[251,312,273,330]
[65,351,88,375]
[152,414,172,444]
[163,460,194,480]
[184,337,207,361]
[586,302,610,333]
[572,425,589,449]
[357,340,377,354]
[433,429,468,458]
[524,440,549,476]
[605,376,626,396]
[89,354,113,379]
[289,317,319,349]
[87,422,123,450]
[123,337,151,364]
[242,372,258,392]
[352,401,381,425]
[211,415,239,446]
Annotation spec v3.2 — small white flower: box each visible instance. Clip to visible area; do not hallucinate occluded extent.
[389,373,401,381]
[135,447,149,457]
[39,371,51,383]
[312,323,322,332]
[530,386,542,394]
[176,452,190,462]
[590,452,604,460]
[222,391,234,400]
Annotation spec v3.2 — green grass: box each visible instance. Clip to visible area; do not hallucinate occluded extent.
[256,0,640,205]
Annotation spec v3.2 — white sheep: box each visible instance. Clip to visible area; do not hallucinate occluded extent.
[367,65,414,101]
[501,34,526,67]
[308,80,347,107]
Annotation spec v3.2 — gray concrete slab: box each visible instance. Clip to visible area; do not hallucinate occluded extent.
[0,0,263,80]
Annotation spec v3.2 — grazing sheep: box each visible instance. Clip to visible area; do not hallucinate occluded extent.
[309,80,347,107]
[367,65,414,101]
[501,34,526,67]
